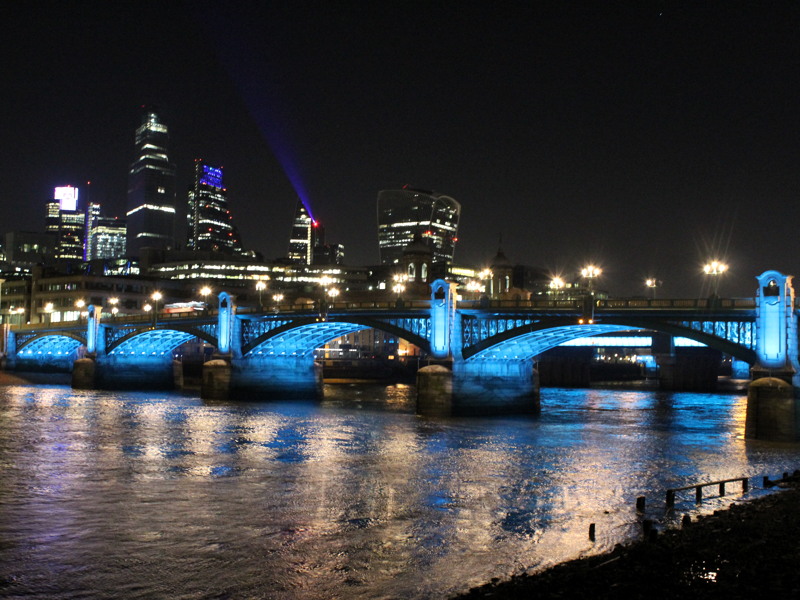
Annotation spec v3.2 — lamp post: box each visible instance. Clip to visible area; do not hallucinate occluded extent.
[580,265,601,291]
[478,268,493,297]
[580,265,601,323]
[108,297,119,320]
[644,278,660,299]
[150,291,162,325]
[255,280,267,311]
[327,287,340,304]
[273,293,284,311]
[703,260,728,296]
[75,299,86,323]
[199,286,211,312]
[392,282,406,304]
[549,276,565,295]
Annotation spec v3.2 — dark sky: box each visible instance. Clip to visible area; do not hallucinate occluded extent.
[2,1,799,298]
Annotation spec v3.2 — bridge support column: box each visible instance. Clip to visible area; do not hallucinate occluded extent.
[201,358,233,400]
[418,359,539,416]
[417,361,454,416]
[223,355,323,400]
[746,377,800,441]
[747,271,800,440]
[656,348,722,391]
[94,354,176,389]
[72,356,96,389]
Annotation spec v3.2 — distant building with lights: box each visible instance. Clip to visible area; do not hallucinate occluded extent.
[126,106,177,256]
[45,185,85,260]
[186,159,244,255]
[83,201,101,260]
[287,200,319,265]
[3,231,58,266]
[88,217,127,260]
[377,187,460,265]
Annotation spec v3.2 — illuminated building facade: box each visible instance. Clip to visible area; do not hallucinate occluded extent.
[186,160,243,254]
[377,187,460,265]
[126,106,176,256]
[45,185,85,260]
[83,201,101,260]
[287,200,318,265]
[89,217,127,260]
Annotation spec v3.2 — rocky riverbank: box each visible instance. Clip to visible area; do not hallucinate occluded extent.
[456,475,800,599]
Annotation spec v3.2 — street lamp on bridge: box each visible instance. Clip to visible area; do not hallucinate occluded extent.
[75,299,86,323]
[199,286,212,311]
[150,291,162,326]
[549,276,566,295]
[255,278,268,311]
[580,265,602,292]
[645,278,661,299]
[703,260,728,296]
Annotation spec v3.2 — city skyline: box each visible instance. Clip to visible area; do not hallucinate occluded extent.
[2,2,799,297]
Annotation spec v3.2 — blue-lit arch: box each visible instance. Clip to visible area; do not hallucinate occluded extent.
[465,323,639,362]
[107,326,218,357]
[243,316,431,358]
[464,317,758,364]
[15,333,84,358]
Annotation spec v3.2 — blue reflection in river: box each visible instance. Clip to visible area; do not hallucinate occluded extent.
[1,382,800,599]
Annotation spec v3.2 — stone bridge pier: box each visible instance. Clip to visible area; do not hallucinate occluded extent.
[746,271,800,441]
[204,355,323,401]
[416,280,540,415]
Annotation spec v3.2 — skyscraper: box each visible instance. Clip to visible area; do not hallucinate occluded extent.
[186,159,243,254]
[287,200,319,264]
[45,185,85,260]
[126,106,176,256]
[83,201,101,260]
[377,187,461,265]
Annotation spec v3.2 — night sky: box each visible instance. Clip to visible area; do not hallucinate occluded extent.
[2,1,799,297]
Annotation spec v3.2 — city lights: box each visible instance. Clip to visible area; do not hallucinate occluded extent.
[704,261,728,296]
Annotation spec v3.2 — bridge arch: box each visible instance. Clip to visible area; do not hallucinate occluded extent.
[463,317,758,364]
[15,332,85,357]
[243,316,431,357]
[106,325,219,357]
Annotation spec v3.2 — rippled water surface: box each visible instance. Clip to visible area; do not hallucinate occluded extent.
[2,382,800,599]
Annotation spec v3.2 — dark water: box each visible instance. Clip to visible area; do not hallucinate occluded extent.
[2,382,800,599]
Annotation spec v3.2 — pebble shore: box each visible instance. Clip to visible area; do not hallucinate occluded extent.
[456,476,800,599]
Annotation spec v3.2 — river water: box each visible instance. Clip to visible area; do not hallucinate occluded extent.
[2,381,800,599]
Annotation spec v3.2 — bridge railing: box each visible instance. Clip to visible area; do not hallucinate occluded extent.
[457,297,757,310]
[238,300,433,314]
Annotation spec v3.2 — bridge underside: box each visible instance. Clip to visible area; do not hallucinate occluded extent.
[464,324,640,362]
[13,334,83,372]
[247,321,373,357]
[109,328,205,356]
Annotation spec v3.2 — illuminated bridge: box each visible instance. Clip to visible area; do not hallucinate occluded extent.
[5,271,798,413]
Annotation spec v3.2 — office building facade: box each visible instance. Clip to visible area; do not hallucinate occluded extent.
[45,185,85,260]
[126,106,177,256]
[287,200,319,265]
[186,160,243,254]
[377,187,460,265]
[89,217,127,260]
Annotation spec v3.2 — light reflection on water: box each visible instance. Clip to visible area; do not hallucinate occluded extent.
[1,382,800,599]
